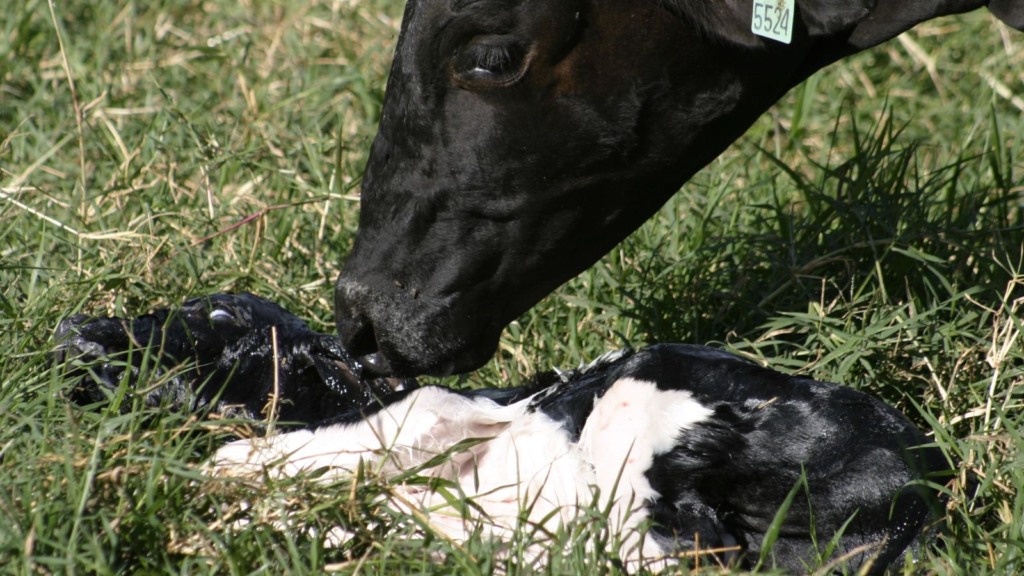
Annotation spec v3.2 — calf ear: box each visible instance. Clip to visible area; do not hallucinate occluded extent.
[990,0,1024,30]
[797,0,877,36]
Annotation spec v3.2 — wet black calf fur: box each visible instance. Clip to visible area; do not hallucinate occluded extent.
[334,0,1024,376]
[55,293,414,425]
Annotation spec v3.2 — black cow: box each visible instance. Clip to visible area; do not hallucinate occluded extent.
[55,292,413,426]
[334,0,1024,376]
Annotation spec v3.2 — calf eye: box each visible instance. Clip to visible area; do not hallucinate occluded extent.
[453,36,528,87]
[209,308,234,323]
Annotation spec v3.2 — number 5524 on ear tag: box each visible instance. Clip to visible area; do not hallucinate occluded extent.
[751,0,795,44]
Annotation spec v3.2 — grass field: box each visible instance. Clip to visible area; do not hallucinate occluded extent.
[2,1,1022,573]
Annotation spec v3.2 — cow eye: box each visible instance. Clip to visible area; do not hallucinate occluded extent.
[453,36,528,87]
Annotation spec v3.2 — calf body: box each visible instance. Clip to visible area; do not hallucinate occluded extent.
[214,344,947,574]
[334,0,1024,376]
[54,295,947,571]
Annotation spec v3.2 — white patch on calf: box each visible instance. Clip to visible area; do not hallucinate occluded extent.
[209,377,712,566]
[211,386,591,552]
[579,377,713,558]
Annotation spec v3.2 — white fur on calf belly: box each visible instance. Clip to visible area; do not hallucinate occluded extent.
[209,379,712,565]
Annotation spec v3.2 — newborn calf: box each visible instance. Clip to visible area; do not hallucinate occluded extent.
[55,292,413,425]
[213,344,948,575]
[53,294,946,572]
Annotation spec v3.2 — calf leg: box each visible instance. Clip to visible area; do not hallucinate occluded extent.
[210,386,521,479]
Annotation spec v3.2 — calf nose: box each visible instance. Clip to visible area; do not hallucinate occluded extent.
[55,314,91,342]
[53,314,103,364]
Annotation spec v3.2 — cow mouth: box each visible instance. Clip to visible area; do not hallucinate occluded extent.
[341,313,500,377]
[335,274,508,377]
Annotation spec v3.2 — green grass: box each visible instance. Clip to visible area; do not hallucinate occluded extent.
[1,1,1022,574]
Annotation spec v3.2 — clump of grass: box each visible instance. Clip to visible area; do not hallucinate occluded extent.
[2,1,1022,574]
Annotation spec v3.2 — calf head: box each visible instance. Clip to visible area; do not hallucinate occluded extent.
[336,0,1023,376]
[56,293,413,425]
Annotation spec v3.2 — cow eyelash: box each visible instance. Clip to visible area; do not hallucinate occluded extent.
[453,38,527,86]
[472,45,516,73]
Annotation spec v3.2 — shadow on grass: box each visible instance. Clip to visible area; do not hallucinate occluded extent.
[623,109,1022,357]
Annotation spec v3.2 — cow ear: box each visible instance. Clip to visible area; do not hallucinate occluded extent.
[796,0,877,36]
[990,0,1024,30]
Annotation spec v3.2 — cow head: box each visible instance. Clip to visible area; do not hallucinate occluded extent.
[56,293,414,425]
[336,0,1024,376]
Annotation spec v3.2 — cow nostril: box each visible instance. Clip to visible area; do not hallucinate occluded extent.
[338,313,380,359]
[336,312,397,376]
[335,280,402,376]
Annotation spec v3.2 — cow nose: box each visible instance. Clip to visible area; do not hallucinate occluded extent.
[335,302,395,376]
[336,310,377,358]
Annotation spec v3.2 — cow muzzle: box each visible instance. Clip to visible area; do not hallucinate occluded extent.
[334,277,499,377]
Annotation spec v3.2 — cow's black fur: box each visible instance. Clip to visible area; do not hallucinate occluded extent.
[333,0,1024,376]
[55,292,413,425]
